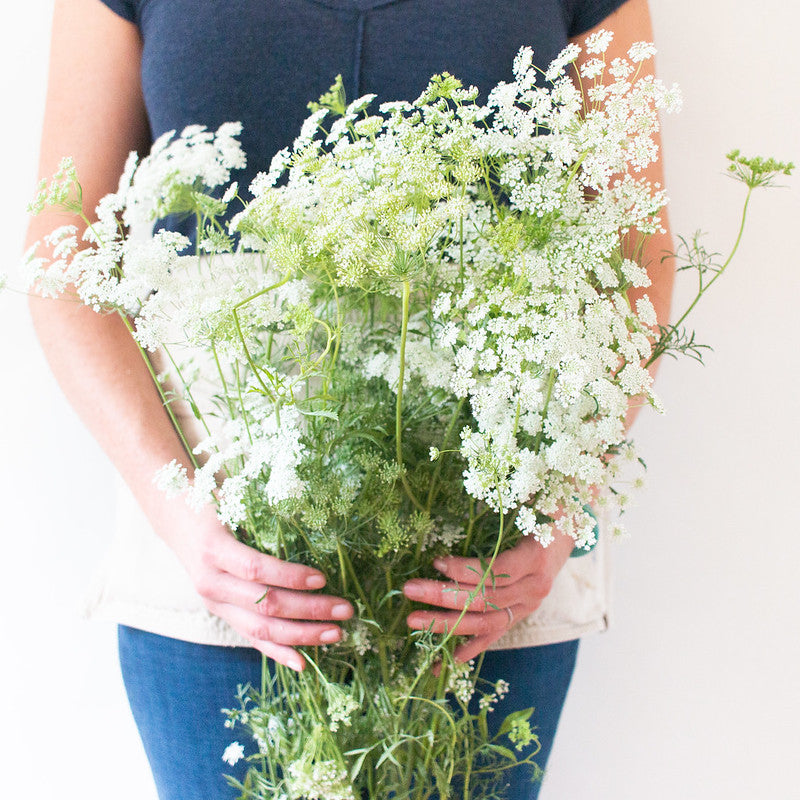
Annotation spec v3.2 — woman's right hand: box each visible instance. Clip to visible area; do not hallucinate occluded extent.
[173,505,353,671]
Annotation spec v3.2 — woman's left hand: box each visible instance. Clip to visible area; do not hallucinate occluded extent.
[403,532,575,663]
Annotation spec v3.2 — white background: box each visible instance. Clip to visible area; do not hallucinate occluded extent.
[1,1,798,797]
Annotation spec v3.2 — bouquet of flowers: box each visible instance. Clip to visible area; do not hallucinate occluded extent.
[22,30,791,800]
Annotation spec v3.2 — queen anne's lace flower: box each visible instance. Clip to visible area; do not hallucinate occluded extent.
[222,741,245,767]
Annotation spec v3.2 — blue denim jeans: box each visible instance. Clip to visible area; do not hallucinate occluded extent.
[118,625,578,800]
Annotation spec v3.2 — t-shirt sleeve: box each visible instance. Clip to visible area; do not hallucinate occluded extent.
[565,0,631,37]
[97,0,138,23]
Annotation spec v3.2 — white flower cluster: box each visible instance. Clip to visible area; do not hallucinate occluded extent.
[324,684,360,732]
[27,34,680,556]
[131,253,311,358]
[446,660,476,705]
[122,121,246,232]
[200,406,306,528]
[221,741,245,767]
[154,406,306,528]
[24,123,245,313]
[229,34,675,541]
[478,676,512,713]
[286,757,355,800]
[343,619,375,656]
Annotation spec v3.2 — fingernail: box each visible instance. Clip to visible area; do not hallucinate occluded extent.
[331,603,352,619]
[407,613,425,627]
[305,574,326,589]
[320,628,340,644]
[289,656,304,672]
[404,581,424,598]
[433,558,447,573]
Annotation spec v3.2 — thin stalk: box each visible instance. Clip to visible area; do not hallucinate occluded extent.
[117,313,200,471]
[422,397,466,520]
[334,540,371,612]
[232,305,275,400]
[323,273,343,393]
[459,190,466,284]
[209,341,238,422]
[396,279,426,512]
[532,369,556,454]
[649,187,753,367]
[415,693,459,792]
[334,541,391,683]
[480,157,501,218]
[397,501,507,717]
[158,344,216,440]
[258,655,278,786]
[230,275,292,399]
[403,695,458,797]
[460,497,477,556]
[233,361,253,443]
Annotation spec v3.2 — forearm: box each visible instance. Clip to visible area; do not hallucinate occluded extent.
[26,0,183,533]
[28,292,200,550]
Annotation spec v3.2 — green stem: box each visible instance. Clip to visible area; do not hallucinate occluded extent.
[323,274,343,394]
[406,695,458,793]
[397,501,507,718]
[258,655,278,786]
[230,275,293,399]
[232,361,253,445]
[460,497,477,556]
[421,397,466,526]
[532,369,556,454]
[647,187,753,367]
[480,157,501,218]
[396,279,426,512]
[117,313,200,472]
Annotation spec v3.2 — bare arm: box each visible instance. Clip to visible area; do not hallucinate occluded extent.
[27,0,351,671]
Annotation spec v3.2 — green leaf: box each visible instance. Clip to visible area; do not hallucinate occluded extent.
[483,743,517,762]
[497,707,534,737]
[295,406,339,420]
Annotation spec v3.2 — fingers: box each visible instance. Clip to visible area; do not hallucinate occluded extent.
[249,640,307,672]
[414,602,528,673]
[403,574,545,613]
[209,601,344,647]
[430,631,507,677]
[208,572,354,622]
[453,633,501,664]
[205,600,346,672]
[406,602,528,637]
[208,528,329,591]
[187,523,355,668]
[407,608,503,636]
[431,538,542,587]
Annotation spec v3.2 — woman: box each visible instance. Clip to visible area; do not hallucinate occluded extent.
[27,0,672,797]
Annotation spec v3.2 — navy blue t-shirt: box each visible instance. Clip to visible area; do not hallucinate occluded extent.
[99,0,627,233]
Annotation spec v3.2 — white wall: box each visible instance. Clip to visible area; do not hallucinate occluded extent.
[0,1,156,794]
[547,3,800,798]
[0,2,797,797]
